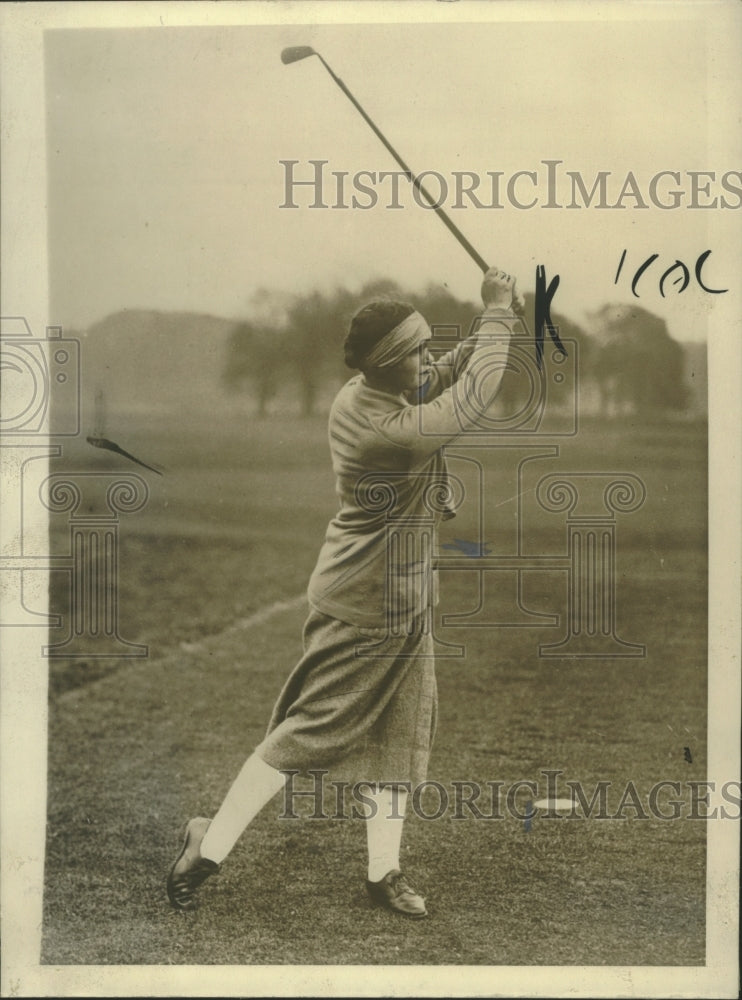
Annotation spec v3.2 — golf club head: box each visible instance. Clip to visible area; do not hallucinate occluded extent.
[281,46,316,65]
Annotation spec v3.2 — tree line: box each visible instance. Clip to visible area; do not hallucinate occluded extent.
[223,280,691,418]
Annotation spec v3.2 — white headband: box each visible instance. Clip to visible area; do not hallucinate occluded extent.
[362,310,429,368]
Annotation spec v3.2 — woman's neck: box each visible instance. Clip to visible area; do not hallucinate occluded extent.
[362,371,399,396]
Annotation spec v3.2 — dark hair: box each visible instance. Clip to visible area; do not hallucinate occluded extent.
[343,299,416,370]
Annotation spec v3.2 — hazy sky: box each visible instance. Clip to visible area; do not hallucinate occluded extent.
[45,13,737,340]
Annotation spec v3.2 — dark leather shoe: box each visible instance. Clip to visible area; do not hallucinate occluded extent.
[167,817,219,910]
[366,869,428,918]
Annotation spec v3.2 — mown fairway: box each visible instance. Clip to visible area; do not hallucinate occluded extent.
[43,415,707,965]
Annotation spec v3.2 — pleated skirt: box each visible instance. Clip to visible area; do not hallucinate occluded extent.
[255,607,437,786]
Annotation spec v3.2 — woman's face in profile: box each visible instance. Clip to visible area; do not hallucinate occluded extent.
[372,339,433,397]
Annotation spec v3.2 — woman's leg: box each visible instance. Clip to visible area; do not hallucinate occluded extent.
[363,783,427,918]
[167,752,286,910]
[365,783,408,882]
[200,752,287,863]
[167,610,434,912]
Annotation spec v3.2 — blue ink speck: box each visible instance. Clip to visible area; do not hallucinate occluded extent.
[524,800,534,832]
[441,539,493,558]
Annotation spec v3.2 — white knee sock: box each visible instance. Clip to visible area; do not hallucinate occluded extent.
[365,784,409,883]
[199,752,287,864]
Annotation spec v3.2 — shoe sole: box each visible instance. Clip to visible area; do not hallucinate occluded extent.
[366,890,428,919]
[369,900,428,919]
[167,822,198,910]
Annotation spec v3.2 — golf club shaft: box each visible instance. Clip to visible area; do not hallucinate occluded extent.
[284,48,530,327]
[314,55,490,274]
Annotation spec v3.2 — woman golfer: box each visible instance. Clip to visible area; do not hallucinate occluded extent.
[168,266,522,917]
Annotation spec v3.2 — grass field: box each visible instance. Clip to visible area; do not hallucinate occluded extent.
[42,415,707,966]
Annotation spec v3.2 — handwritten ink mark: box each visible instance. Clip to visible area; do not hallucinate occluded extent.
[631,253,659,298]
[86,437,164,476]
[614,248,627,284]
[617,248,728,298]
[695,249,728,294]
[683,746,693,764]
[659,260,690,298]
[534,265,566,370]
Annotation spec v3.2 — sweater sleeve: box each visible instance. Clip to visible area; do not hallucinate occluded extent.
[422,337,478,401]
[370,311,519,463]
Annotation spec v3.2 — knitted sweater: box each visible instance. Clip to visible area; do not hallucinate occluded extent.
[307,311,518,627]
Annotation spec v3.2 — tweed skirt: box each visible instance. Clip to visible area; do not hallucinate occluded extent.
[254,607,437,786]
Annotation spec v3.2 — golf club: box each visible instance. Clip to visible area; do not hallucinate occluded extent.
[281,46,492,279]
[280,45,562,359]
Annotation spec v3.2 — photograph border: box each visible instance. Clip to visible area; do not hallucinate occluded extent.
[1,2,739,997]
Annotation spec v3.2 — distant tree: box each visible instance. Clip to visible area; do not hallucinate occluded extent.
[223,280,600,420]
[589,304,689,416]
[223,320,286,416]
[407,283,480,349]
[286,289,353,417]
[357,277,406,302]
[223,289,294,416]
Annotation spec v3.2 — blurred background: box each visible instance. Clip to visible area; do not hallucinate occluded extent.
[40,15,710,968]
[45,19,714,441]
